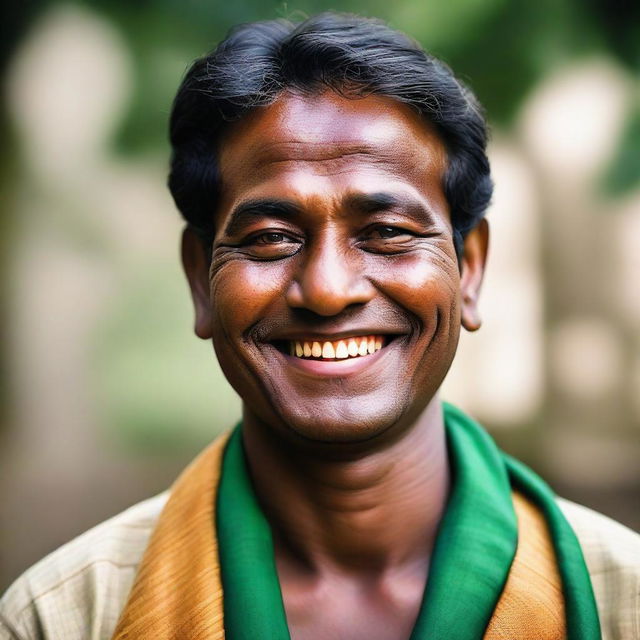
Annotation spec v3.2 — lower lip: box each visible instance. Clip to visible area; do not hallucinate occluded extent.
[272,343,391,377]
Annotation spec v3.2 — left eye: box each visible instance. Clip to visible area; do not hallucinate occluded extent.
[372,226,406,239]
[255,232,290,244]
[367,226,416,241]
[358,225,417,254]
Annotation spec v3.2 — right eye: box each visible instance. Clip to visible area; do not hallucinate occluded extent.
[243,230,303,259]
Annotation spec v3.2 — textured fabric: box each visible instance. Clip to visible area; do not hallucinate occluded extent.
[0,491,574,640]
[502,451,601,637]
[485,493,565,639]
[110,431,231,639]
[1,438,639,638]
[411,405,518,639]
[217,429,289,639]
[558,499,640,640]
[0,494,167,640]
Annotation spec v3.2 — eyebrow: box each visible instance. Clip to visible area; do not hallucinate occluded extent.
[344,192,438,226]
[222,199,302,237]
[222,192,438,237]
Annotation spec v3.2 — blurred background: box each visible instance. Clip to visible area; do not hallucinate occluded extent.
[1,0,639,591]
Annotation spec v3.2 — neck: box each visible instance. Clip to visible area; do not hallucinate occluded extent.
[242,398,450,579]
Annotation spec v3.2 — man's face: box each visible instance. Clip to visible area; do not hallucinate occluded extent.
[183,91,487,445]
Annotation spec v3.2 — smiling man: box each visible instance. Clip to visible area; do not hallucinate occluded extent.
[1,12,639,640]
[198,90,465,445]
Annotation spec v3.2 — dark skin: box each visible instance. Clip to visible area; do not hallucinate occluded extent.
[182,91,489,640]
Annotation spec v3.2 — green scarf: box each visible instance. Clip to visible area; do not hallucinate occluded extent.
[216,403,601,639]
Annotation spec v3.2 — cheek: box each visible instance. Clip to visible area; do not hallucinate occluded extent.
[370,251,461,324]
[210,261,290,335]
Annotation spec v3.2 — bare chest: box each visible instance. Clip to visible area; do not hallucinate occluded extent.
[282,577,425,640]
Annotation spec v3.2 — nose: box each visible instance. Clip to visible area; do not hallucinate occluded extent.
[285,234,375,316]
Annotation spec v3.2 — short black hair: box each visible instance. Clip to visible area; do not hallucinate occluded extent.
[168,12,492,258]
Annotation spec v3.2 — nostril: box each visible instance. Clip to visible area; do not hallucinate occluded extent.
[284,253,376,316]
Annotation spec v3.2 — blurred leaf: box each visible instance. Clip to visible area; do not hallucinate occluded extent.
[79,0,618,148]
[581,0,640,71]
[427,0,602,124]
[0,0,49,74]
[602,104,640,195]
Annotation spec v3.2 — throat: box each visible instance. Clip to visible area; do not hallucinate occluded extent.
[243,400,450,576]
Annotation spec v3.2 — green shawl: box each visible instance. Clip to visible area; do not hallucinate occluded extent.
[217,403,600,640]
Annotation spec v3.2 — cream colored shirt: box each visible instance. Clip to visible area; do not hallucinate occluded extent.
[1,494,638,640]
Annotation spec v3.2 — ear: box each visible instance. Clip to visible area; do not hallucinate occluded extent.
[181,226,213,339]
[460,219,489,332]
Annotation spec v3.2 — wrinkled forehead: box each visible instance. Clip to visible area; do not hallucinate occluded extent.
[217,90,448,198]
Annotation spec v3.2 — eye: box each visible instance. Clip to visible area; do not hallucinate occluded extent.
[365,225,416,242]
[358,224,419,254]
[240,229,302,260]
[255,232,290,245]
[371,226,408,239]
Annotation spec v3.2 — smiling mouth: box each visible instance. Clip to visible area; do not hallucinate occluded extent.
[272,335,388,361]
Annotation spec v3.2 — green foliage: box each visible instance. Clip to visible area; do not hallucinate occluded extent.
[582,0,640,70]
[6,0,639,194]
[3,0,639,453]
[603,104,640,196]
[92,261,240,453]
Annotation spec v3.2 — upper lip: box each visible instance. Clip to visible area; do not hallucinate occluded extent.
[265,328,407,342]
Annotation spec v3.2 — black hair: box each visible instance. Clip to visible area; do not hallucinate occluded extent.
[168,12,492,259]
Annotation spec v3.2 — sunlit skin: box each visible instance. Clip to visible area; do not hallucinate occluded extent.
[182,91,488,640]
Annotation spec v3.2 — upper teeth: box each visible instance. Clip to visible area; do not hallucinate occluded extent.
[290,336,384,360]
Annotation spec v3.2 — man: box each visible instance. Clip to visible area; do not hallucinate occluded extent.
[1,12,638,640]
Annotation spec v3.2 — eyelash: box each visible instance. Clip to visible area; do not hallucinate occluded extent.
[247,225,414,242]
[249,231,300,245]
[230,224,419,263]
[365,225,415,240]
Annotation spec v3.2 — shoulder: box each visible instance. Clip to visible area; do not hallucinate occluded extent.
[557,498,640,640]
[0,492,168,640]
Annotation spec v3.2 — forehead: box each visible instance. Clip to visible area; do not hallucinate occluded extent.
[217,91,448,214]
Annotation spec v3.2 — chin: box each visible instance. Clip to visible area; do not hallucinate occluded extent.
[272,399,406,445]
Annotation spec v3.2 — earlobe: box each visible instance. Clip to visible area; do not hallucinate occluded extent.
[460,219,489,332]
[181,226,213,339]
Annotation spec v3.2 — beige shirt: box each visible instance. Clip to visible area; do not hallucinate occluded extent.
[1,494,638,640]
